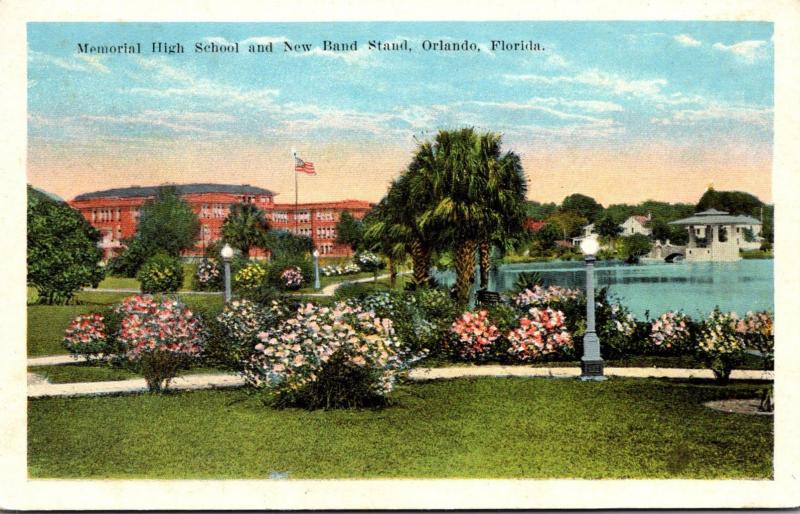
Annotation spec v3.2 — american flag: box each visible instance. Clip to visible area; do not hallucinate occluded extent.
[294,156,316,175]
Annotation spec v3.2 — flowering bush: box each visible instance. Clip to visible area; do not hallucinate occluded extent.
[205,299,288,369]
[507,307,573,361]
[234,262,267,292]
[321,263,360,276]
[137,253,184,293]
[450,310,501,360]
[355,251,384,272]
[118,295,204,392]
[513,285,581,309]
[62,313,109,362]
[649,311,693,354]
[697,308,747,383]
[735,310,774,369]
[242,301,423,409]
[194,258,222,291]
[280,266,304,290]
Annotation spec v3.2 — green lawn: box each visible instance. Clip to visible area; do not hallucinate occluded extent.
[96,263,197,290]
[27,291,224,357]
[423,353,769,370]
[27,377,772,479]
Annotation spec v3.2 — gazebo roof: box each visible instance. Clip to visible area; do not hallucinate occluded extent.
[669,209,761,226]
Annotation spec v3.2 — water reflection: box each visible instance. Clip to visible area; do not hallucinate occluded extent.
[433,259,774,319]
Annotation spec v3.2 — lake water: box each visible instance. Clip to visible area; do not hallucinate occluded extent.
[433,259,774,319]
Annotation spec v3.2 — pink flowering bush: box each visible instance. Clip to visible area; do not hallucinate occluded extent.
[507,307,573,361]
[243,301,424,409]
[450,310,501,360]
[649,311,693,354]
[280,266,304,290]
[735,310,774,369]
[62,313,108,362]
[117,295,204,392]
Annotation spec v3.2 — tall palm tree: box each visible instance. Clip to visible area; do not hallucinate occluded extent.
[362,196,406,288]
[221,202,271,257]
[416,128,527,305]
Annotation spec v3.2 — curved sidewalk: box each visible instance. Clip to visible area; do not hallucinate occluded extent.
[27,364,774,399]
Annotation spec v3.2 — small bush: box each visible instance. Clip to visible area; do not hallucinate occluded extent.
[649,311,694,355]
[506,307,573,361]
[267,257,313,291]
[137,253,184,293]
[117,295,204,392]
[193,258,222,291]
[354,251,384,273]
[243,302,424,409]
[449,310,501,361]
[280,266,304,290]
[62,313,109,362]
[697,308,747,384]
[234,262,268,293]
[734,310,774,370]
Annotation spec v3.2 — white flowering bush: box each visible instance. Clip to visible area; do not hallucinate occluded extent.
[242,301,424,408]
[280,266,304,290]
[513,285,581,309]
[321,263,360,276]
[355,251,384,272]
[507,307,573,361]
[697,308,747,383]
[194,258,222,291]
[649,311,693,354]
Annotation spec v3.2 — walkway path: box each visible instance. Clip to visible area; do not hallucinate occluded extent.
[26,361,773,399]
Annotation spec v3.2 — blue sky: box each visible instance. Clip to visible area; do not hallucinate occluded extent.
[27,21,774,204]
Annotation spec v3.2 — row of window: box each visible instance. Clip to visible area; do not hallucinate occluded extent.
[317,243,335,255]
[316,227,336,239]
[199,204,229,219]
[91,208,121,222]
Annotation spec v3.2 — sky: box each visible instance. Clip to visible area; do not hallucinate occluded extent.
[27,22,773,206]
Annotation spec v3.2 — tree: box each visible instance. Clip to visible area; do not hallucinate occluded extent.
[534,223,560,250]
[561,193,603,222]
[136,186,201,257]
[27,186,104,304]
[524,201,558,220]
[649,218,671,242]
[414,128,527,305]
[546,210,587,240]
[361,197,406,288]
[620,234,651,260]
[221,202,271,257]
[595,214,622,239]
[265,229,314,259]
[696,187,764,215]
[335,211,364,252]
[109,186,199,276]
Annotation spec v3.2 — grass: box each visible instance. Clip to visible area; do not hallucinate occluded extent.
[740,249,774,260]
[27,377,772,479]
[28,362,228,383]
[96,263,197,290]
[27,291,224,357]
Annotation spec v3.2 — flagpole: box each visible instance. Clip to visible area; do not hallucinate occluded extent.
[294,151,298,234]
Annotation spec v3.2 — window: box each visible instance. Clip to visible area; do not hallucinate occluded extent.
[295,210,310,222]
[316,209,334,221]
[273,211,288,222]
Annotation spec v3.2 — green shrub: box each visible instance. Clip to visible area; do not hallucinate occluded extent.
[137,253,184,293]
[267,257,313,291]
[233,261,268,292]
[333,281,390,301]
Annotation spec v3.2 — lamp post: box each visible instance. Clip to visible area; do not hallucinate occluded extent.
[221,243,234,302]
[579,235,606,381]
[313,249,320,290]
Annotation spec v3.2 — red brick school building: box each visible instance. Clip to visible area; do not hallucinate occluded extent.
[68,183,372,259]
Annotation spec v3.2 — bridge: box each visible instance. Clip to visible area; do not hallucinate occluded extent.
[644,240,686,262]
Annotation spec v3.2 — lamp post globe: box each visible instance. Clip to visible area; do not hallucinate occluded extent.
[221,243,234,302]
[579,235,606,381]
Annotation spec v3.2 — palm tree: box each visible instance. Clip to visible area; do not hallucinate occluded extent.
[415,128,527,305]
[361,197,406,288]
[221,202,271,257]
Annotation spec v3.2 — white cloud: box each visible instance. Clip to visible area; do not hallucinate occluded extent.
[505,70,667,98]
[545,54,569,68]
[29,50,109,74]
[674,34,701,47]
[712,40,768,63]
[650,103,772,128]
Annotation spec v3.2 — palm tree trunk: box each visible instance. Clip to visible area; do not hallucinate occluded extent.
[454,240,477,306]
[478,240,491,289]
[388,256,396,288]
[409,240,431,287]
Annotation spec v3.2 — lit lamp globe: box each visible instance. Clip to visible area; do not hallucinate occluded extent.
[580,236,600,257]
[220,243,234,261]
[313,249,319,258]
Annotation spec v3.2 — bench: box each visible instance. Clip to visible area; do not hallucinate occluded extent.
[476,289,502,305]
